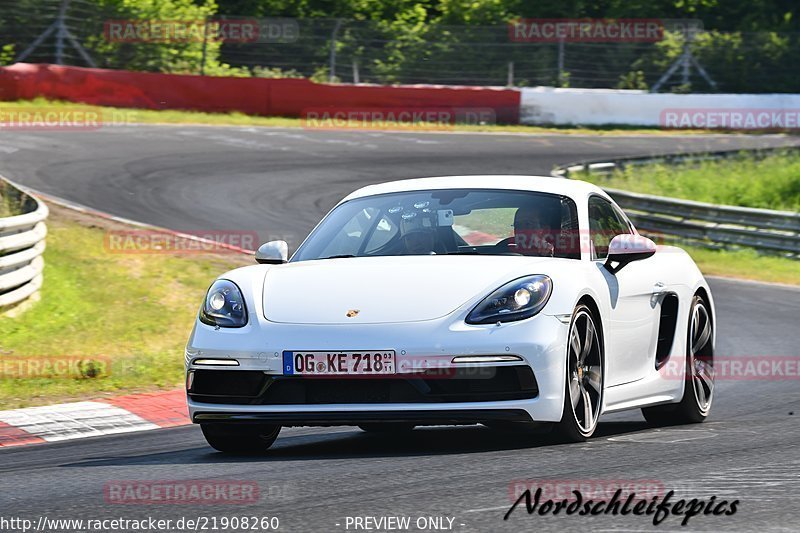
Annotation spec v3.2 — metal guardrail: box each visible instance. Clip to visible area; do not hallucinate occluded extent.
[553,148,800,258]
[0,178,48,310]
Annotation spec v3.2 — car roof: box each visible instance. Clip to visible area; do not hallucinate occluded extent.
[340,175,610,204]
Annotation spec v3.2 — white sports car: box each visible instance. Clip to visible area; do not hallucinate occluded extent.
[186,176,715,453]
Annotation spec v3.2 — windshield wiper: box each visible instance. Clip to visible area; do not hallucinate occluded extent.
[321,254,357,259]
[443,250,523,256]
[443,250,483,255]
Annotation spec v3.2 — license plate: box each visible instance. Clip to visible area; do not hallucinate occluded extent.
[283,351,396,376]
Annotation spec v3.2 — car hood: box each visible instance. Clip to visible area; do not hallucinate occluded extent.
[262,255,551,324]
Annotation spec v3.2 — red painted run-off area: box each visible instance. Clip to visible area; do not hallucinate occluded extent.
[102,389,190,428]
[0,421,45,447]
[0,63,521,123]
[0,390,188,447]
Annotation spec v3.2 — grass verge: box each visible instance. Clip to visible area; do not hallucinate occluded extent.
[0,205,249,409]
[580,150,800,211]
[577,149,800,279]
[682,245,799,285]
[0,98,763,136]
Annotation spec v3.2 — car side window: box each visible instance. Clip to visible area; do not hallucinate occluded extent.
[610,204,634,233]
[588,196,631,259]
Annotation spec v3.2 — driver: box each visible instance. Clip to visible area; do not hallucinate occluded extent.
[400,212,438,255]
[512,207,555,257]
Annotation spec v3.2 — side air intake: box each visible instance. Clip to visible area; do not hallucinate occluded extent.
[655,293,680,369]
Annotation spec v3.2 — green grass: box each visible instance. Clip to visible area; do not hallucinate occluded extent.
[455,208,514,239]
[0,179,30,218]
[576,150,800,277]
[0,98,751,136]
[0,197,10,218]
[684,245,799,285]
[580,150,800,211]
[0,206,248,409]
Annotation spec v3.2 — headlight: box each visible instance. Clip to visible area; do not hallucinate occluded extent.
[199,279,248,328]
[466,275,552,325]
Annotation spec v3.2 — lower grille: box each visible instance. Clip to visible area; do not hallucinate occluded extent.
[189,366,538,405]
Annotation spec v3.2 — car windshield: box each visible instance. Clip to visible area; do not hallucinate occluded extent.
[292,188,580,261]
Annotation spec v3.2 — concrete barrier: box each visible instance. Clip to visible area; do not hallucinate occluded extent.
[0,63,521,124]
[520,87,800,127]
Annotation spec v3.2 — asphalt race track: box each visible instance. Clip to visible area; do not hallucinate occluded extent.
[1,127,799,249]
[1,127,799,532]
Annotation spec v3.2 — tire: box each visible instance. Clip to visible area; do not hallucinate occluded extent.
[201,423,281,454]
[358,423,415,433]
[642,294,714,426]
[554,304,603,442]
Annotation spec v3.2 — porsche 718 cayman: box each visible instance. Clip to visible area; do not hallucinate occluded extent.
[186,176,715,452]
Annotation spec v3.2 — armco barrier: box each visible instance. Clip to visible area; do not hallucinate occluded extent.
[0,63,520,123]
[554,149,800,257]
[0,177,48,310]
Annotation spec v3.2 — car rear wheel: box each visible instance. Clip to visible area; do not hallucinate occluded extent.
[200,423,281,454]
[554,304,603,442]
[358,423,415,433]
[642,294,714,426]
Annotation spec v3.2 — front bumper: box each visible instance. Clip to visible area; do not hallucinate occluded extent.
[185,312,569,424]
[193,409,534,426]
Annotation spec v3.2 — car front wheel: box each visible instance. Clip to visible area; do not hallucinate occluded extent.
[554,304,603,442]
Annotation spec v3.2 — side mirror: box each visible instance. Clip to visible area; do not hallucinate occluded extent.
[255,240,288,264]
[604,234,656,274]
